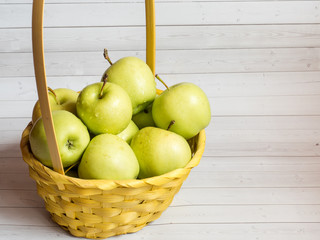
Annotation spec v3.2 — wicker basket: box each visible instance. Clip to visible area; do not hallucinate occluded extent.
[21,123,205,239]
[20,0,206,239]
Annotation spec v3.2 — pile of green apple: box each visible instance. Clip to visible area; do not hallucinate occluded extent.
[29,51,211,180]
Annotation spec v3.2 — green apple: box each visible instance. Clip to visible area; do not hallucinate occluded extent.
[132,103,155,129]
[76,81,132,135]
[117,120,139,144]
[101,54,156,115]
[29,110,90,168]
[130,127,191,179]
[152,82,211,139]
[32,88,79,123]
[78,134,139,180]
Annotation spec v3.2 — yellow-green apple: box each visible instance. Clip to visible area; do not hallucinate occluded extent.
[76,81,132,135]
[152,82,211,139]
[78,134,139,180]
[130,127,191,179]
[132,103,155,129]
[32,88,79,123]
[101,53,156,115]
[29,110,90,168]
[117,120,139,144]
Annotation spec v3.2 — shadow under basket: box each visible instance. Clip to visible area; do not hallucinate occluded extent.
[20,122,206,239]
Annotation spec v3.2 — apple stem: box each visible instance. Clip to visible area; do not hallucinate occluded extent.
[167,120,175,131]
[103,48,113,65]
[64,161,79,175]
[100,74,108,99]
[47,87,60,105]
[155,74,170,90]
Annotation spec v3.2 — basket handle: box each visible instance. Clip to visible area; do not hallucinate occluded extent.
[145,0,156,74]
[31,0,156,174]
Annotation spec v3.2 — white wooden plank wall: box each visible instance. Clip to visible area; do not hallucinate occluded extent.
[1,0,320,239]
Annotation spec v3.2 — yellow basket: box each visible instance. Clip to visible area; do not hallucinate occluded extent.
[21,123,205,239]
[20,0,206,239]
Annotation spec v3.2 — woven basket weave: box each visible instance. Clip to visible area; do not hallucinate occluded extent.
[21,0,207,238]
[20,124,205,239]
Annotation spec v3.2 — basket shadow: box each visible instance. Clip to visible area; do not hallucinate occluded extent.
[0,143,72,235]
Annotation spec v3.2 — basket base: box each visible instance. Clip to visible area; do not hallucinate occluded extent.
[50,209,163,239]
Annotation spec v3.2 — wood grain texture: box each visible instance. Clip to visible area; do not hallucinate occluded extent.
[1,223,320,240]
[1,2,320,28]
[3,0,319,2]
[1,48,320,77]
[2,24,320,53]
[1,0,320,239]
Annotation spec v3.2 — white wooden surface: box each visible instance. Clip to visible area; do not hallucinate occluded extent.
[1,0,320,239]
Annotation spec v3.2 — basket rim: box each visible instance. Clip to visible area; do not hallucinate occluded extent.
[20,121,206,190]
